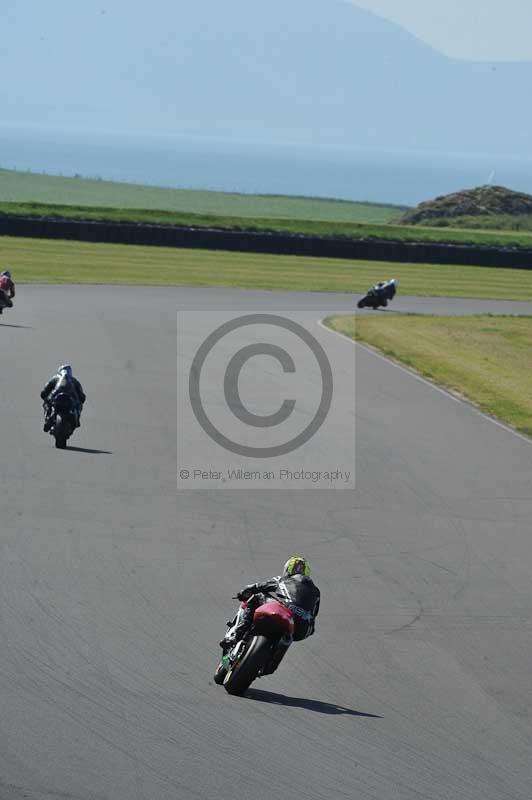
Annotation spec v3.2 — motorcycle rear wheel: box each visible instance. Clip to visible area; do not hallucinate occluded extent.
[224,635,270,695]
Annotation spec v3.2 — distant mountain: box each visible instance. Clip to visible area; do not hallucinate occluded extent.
[2,0,531,155]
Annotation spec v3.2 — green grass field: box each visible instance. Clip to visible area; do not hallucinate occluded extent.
[3,235,532,299]
[0,200,412,238]
[327,314,532,437]
[0,169,402,223]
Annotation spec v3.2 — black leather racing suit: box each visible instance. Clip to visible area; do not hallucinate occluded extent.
[372,280,395,303]
[222,574,320,671]
[41,374,86,427]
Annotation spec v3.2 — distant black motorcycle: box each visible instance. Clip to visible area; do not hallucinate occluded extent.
[357,279,397,310]
[0,290,13,315]
[46,393,78,449]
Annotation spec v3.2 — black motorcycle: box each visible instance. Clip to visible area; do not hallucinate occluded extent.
[0,290,13,315]
[46,393,78,449]
[357,279,397,310]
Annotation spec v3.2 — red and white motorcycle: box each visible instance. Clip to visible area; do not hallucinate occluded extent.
[214,598,294,695]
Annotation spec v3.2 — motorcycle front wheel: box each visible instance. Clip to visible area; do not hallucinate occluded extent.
[213,661,227,685]
[224,635,270,695]
[54,414,68,449]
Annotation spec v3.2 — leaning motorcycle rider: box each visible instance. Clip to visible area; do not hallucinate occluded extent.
[0,269,15,313]
[375,278,397,295]
[40,364,86,432]
[217,556,320,679]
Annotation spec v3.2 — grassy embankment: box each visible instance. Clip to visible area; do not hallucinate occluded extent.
[328,314,532,437]
[0,168,402,223]
[3,169,532,248]
[6,201,532,249]
[4,236,532,299]
[417,214,532,233]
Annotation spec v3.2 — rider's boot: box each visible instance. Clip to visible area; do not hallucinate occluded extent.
[219,606,253,652]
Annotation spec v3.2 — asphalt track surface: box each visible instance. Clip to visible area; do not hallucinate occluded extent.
[1,286,532,800]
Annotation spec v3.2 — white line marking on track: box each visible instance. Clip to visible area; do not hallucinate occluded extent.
[318,317,532,446]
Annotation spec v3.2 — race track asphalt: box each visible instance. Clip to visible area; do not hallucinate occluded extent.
[1,286,532,800]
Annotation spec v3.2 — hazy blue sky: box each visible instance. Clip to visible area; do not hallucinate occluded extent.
[2,0,531,155]
[350,0,532,60]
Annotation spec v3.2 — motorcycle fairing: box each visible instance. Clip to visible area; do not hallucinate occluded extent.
[253,600,295,638]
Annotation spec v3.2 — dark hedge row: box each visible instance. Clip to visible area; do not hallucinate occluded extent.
[2,214,532,269]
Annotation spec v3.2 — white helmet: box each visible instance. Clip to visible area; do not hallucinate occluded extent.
[1,270,11,278]
[58,364,73,379]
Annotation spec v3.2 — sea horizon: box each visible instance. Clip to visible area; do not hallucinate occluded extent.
[2,124,532,207]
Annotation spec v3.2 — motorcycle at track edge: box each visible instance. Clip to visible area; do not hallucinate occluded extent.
[357,279,397,310]
[214,598,295,695]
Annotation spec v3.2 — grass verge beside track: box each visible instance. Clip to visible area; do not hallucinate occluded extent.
[5,236,532,300]
[327,314,532,437]
[4,236,532,298]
